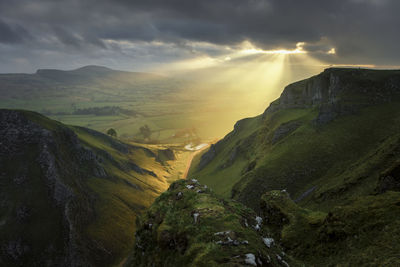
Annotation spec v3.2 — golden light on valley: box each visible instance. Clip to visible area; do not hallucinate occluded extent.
[147,41,330,139]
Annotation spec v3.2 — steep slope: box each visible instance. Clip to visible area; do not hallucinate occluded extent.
[190,68,400,209]
[186,68,400,265]
[259,190,400,266]
[0,109,178,266]
[126,179,298,267]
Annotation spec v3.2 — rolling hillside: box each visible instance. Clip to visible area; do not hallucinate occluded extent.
[0,109,186,266]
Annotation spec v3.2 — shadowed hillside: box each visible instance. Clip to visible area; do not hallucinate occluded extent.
[0,109,182,266]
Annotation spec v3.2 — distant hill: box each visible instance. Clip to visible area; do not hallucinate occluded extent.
[0,109,176,266]
[188,68,400,265]
[34,65,160,83]
[0,65,187,141]
[0,65,162,95]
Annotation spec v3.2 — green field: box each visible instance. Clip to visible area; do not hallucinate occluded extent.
[0,65,269,143]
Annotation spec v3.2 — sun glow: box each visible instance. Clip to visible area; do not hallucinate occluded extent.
[149,40,329,138]
[240,42,306,55]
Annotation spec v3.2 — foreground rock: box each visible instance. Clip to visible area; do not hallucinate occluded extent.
[126,179,298,267]
[260,190,400,266]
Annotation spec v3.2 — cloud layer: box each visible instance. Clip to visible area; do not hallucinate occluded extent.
[0,0,399,72]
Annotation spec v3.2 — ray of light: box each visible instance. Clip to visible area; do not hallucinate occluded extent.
[147,43,330,138]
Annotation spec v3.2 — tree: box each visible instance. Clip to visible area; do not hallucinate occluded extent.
[106,128,117,137]
[139,124,151,140]
[71,103,77,112]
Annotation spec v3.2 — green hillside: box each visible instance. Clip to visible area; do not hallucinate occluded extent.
[190,68,400,207]
[0,66,190,142]
[187,68,400,265]
[0,109,187,266]
[3,68,400,266]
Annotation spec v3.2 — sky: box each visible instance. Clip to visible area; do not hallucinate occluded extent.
[0,0,399,73]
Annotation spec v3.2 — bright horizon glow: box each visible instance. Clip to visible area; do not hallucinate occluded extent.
[151,45,325,138]
[240,42,306,55]
[147,39,378,138]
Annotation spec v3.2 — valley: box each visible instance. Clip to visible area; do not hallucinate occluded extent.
[187,68,400,266]
[0,109,206,266]
[0,65,281,143]
[2,0,400,265]
[2,68,400,266]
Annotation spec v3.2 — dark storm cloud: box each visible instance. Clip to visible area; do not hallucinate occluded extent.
[0,0,399,72]
[0,19,31,44]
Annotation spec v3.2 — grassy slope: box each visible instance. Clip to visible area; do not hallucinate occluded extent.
[188,108,313,198]
[127,179,298,267]
[72,127,168,265]
[190,69,400,209]
[187,68,400,265]
[0,110,190,266]
[260,190,400,266]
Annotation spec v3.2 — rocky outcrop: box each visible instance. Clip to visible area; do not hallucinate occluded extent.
[127,179,297,267]
[0,109,180,266]
[0,110,102,266]
[0,110,142,266]
[376,162,400,193]
[264,68,400,124]
[260,189,400,266]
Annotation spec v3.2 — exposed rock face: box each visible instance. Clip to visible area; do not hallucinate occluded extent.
[1,109,179,266]
[376,162,400,193]
[187,68,400,266]
[260,191,293,229]
[0,110,139,266]
[264,68,400,124]
[0,110,102,266]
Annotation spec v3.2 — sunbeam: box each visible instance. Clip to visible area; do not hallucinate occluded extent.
[153,43,327,139]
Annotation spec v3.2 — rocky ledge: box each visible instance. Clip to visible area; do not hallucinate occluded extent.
[126,179,298,267]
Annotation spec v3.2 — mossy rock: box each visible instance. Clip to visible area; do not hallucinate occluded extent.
[126,180,299,267]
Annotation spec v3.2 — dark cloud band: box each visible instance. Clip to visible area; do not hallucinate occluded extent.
[0,0,398,72]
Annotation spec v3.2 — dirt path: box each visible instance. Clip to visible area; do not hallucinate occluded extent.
[116,143,210,267]
[118,257,127,267]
